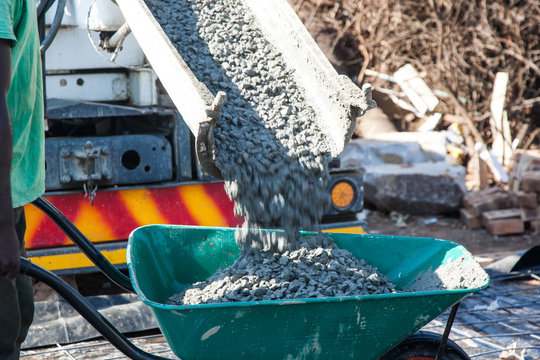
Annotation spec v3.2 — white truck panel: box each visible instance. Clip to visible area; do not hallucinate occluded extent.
[45,0,125,30]
[45,27,145,70]
[47,72,129,102]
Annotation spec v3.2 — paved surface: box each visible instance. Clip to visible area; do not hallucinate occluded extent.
[20,270,540,360]
[20,335,176,360]
[426,272,540,359]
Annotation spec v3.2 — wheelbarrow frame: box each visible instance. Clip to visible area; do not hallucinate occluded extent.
[20,196,469,360]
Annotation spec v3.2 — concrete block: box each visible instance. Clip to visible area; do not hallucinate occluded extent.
[371,131,448,161]
[363,162,466,215]
[339,134,446,169]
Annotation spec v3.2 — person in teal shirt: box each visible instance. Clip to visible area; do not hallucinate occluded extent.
[0,0,45,358]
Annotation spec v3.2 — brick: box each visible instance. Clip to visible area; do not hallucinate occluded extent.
[463,188,515,216]
[509,150,540,191]
[460,208,482,229]
[514,191,538,208]
[490,194,516,210]
[467,202,491,217]
[521,207,540,222]
[481,208,522,225]
[462,187,504,208]
[529,219,540,233]
[484,218,524,235]
[520,171,540,192]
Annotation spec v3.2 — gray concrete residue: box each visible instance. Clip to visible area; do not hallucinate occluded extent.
[405,255,488,292]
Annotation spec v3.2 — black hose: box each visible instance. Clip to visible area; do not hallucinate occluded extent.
[31,196,134,293]
[37,0,56,18]
[20,258,170,360]
[40,0,67,55]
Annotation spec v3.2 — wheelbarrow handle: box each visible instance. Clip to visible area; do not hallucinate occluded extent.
[31,196,134,293]
[20,258,170,360]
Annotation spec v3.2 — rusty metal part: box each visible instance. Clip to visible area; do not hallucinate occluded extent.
[197,91,226,179]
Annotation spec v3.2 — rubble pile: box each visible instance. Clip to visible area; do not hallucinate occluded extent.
[294,0,539,220]
[461,150,540,236]
[339,133,466,215]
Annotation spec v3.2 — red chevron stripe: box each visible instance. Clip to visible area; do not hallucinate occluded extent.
[25,183,241,249]
[147,186,198,225]
[90,190,140,240]
[29,194,83,248]
[203,182,242,227]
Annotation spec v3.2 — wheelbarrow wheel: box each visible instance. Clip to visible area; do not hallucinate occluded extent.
[379,331,470,360]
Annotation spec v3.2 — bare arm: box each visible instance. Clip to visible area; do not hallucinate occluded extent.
[0,38,19,279]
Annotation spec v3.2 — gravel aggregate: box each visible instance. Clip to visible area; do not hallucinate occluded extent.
[145,0,488,305]
[167,235,396,305]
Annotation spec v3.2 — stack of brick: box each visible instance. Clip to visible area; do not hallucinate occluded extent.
[460,187,520,235]
[460,150,540,236]
[509,150,540,233]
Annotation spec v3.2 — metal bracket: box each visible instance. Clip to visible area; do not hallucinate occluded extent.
[196,91,226,179]
[60,141,112,185]
[435,302,461,360]
[60,141,110,205]
[47,135,173,191]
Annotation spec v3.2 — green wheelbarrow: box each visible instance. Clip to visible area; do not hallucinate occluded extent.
[127,225,489,360]
[22,197,489,360]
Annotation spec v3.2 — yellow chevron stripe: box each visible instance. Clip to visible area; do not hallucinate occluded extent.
[23,204,46,244]
[29,248,127,271]
[178,184,228,226]
[120,189,168,225]
[73,201,115,242]
[323,226,366,234]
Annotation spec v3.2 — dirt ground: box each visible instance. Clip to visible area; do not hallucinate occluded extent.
[363,209,540,261]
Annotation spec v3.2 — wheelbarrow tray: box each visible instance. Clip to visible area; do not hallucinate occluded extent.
[127,225,489,360]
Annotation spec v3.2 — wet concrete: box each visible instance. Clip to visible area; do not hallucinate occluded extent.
[146,0,482,305]
[146,0,331,251]
[168,235,395,305]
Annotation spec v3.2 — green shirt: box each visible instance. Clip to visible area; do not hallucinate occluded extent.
[0,0,45,208]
